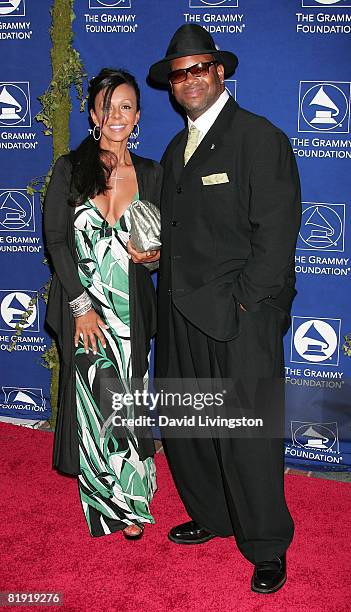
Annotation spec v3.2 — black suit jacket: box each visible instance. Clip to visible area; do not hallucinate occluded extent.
[157,97,301,361]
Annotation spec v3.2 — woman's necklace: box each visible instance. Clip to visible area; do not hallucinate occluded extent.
[109,155,131,192]
[109,172,125,193]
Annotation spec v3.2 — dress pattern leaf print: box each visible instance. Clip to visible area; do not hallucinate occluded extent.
[74,198,156,537]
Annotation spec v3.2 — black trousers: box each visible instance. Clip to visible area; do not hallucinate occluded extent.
[160,302,294,564]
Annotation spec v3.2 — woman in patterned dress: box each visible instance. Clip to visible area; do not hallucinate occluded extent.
[44,69,162,539]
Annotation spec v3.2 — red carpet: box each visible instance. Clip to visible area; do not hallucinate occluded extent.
[0,422,350,612]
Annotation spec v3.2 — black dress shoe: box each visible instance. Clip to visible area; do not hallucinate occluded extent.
[168,520,216,544]
[251,554,287,594]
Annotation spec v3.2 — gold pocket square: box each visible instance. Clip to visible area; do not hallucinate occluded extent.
[202,173,229,185]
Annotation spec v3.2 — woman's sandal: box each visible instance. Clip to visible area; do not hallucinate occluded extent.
[122,523,144,540]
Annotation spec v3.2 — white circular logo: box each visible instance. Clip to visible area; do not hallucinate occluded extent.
[301,83,349,132]
[0,83,30,127]
[0,190,33,231]
[314,1,343,5]
[294,319,338,363]
[94,0,128,6]
[293,423,337,452]
[198,0,233,5]
[0,292,37,329]
[0,1,22,16]
[299,204,342,250]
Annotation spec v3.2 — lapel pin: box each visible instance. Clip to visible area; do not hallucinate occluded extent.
[210,144,215,150]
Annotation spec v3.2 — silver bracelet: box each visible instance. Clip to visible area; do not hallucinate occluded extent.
[69,291,92,318]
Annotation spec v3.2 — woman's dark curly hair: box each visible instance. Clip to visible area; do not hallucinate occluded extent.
[71,67,140,206]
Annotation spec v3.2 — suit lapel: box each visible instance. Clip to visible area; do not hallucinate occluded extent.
[182,97,238,174]
[171,129,187,182]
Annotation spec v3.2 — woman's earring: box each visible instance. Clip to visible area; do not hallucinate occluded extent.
[92,125,101,141]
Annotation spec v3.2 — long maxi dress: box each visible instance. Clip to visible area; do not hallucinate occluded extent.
[44,154,162,530]
[73,197,156,537]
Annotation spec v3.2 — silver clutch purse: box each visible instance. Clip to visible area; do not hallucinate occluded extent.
[129,199,161,271]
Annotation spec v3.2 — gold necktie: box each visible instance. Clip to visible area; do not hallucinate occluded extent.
[184,125,200,165]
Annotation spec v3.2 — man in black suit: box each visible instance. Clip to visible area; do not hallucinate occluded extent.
[148,25,301,593]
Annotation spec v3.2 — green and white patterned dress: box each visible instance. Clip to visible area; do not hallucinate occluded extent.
[73,197,156,537]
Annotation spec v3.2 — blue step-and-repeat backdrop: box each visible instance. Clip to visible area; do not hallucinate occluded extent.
[0,0,350,470]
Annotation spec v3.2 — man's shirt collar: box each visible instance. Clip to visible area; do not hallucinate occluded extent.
[187,89,229,142]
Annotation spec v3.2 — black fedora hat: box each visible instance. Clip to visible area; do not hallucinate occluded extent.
[148,24,238,86]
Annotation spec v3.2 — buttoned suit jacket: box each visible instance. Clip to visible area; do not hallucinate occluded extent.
[156,97,301,374]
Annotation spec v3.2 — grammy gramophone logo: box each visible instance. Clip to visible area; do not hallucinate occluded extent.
[291,421,339,454]
[0,0,25,17]
[189,0,239,8]
[302,1,351,7]
[88,0,132,8]
[298,81,351,133]
[0,82,31,128]
[0,189,35,232]
[1,386,46,412]
[290,316,341,366]
[0,290,39,332]
[297,203,345,252]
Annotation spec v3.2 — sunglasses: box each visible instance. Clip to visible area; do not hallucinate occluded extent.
[168,61,219,85]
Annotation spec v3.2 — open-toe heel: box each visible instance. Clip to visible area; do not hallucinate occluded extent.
[122,523,144,540]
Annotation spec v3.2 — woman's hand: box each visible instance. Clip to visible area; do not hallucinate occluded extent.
[127,240,160,265]
[74,308,108,354]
